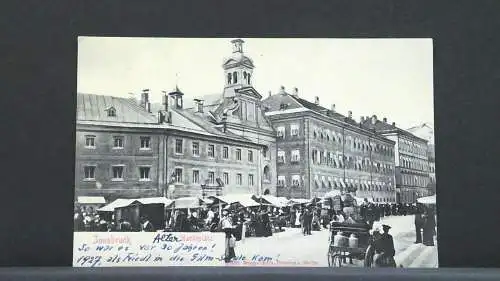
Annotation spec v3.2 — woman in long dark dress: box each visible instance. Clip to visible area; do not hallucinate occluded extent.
[422,207,436,246]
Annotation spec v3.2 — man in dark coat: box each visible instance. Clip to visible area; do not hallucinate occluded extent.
[374,224,396,267]
[423,208,436,246]
[303,208,313,235]
[365,203,375,228]
[414,205,424,243]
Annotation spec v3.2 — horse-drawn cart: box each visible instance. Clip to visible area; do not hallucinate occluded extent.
[327,222,371,267]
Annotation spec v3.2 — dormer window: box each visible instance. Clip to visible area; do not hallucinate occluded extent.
[280,103,288,110]
[106,107,116,117]
[233,72,238,83]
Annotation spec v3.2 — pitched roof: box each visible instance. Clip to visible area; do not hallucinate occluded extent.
[362,118,427,142]
[182,93,223,109]
[361,118,396,132]
[174,107,255,143]
[77,93,157,124]
[406,123,435,144]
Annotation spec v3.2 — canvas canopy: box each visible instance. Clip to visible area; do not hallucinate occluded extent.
[136,197,173,207]
[417,195,436,204]
[171,197,207,209]
[97,197,174,212]
[77,196,106,205]
[322,190,342,198]
[253,195,287,207]
[97,199,135,212]
[209,194,256,206]
[288,198,310,205]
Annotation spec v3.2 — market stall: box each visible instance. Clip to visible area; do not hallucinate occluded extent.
[76,196,106,213]
[417,195,436,205]
[114,198,171,231]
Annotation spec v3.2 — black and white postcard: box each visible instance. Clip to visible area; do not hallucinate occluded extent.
[73,37,437,268]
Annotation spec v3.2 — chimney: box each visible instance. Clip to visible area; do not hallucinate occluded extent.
[268,91,272,97]
[314,96,319,105]
[371,115,377,125]
[331,104,336,112]
[392,122,396,127]
[141,89,150,108]
[292,87,299,96]
[194,98,204,113]
[279,86,286,95]
[221,115,227,133]
[383,117,387,123]
[361,116,365,123]
[162,91,168,111]
[348,111,352,119]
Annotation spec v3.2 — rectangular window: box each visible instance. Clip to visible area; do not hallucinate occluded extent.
[291,124,299,136]
[84,166,95,180]
[277,176,286,187]
[277,127,285,138]
[113,136,124,149]
[139,167,150,181]
[248,150,253,162]
[278,150,285,163]
[85,135,95,148]
[236,173,242,185]
[208,171,215,184]
[112,166,124,180]
[192,142,200,156]
[192,170,199,184]
[223,146,229,159]
[208,144,215,158]
[223,172,229,185]
[291,150,300,162]
[174,168,183,183]
[175,139,183,154]
[236,149,242,161]
[140,137,151,149]
[248,174,254,186]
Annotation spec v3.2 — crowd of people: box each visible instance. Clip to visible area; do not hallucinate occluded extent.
[74,201,435,235]
[74,199,437,265]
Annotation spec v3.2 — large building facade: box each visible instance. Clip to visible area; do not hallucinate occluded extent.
[362,117,431,203]
[75,93,166,202]
[407,123,436,195]
[262,89,397,202]
[75,39,277,202]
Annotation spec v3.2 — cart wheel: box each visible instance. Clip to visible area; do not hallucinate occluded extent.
[332,254,342,267]
[328,253,342,268]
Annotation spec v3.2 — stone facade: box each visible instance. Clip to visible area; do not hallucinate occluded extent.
[263,91,397,202]
[74,93,165,202]
[164,130,264,198]
[362,117,431,203]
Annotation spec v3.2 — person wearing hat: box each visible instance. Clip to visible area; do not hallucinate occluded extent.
[373,224,396,267]
[220,211,235,262]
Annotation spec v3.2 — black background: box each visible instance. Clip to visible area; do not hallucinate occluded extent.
[1,0,500,273]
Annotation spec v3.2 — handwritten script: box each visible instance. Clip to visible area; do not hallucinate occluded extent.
[73,232,225,267]
[74,232,321,267]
